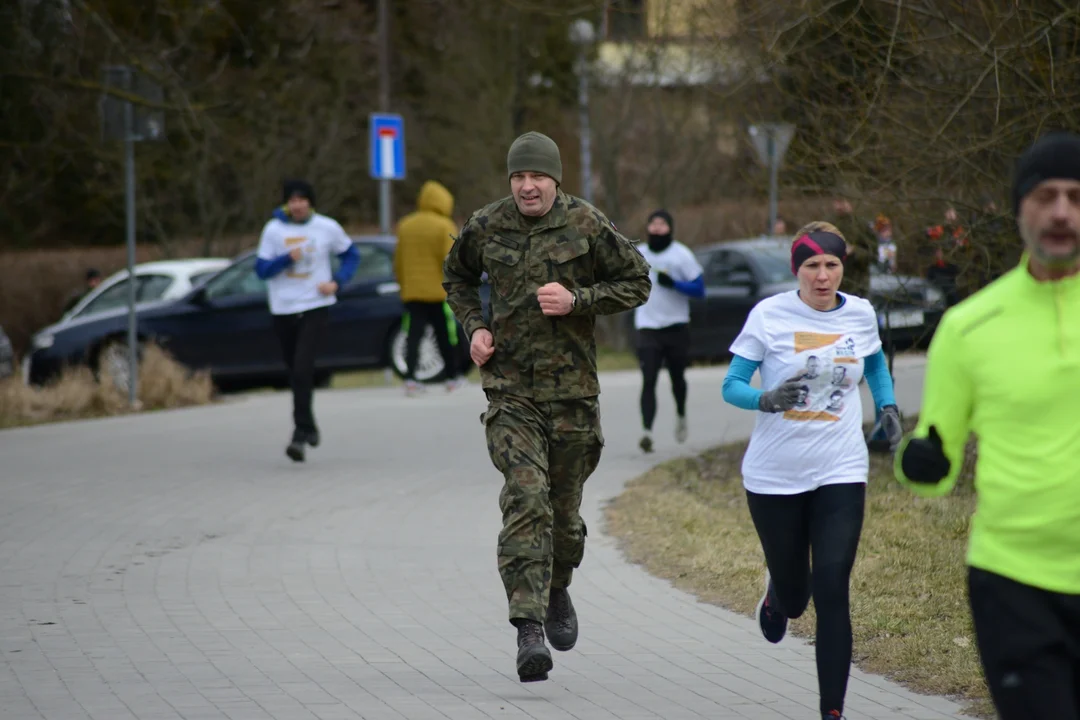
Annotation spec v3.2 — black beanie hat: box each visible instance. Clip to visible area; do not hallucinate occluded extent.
[648,209,674,233]
[1012,131,1080,216]
[283,179,316,207]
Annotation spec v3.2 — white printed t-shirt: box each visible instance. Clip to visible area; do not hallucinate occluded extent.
[256,213,353,316]
[728,290,883,495]
[634,241,705,329]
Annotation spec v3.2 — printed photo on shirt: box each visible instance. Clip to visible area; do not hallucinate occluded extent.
[285,236,315,279]
[804,355,822,379]
[825,389,845,412]
[830,365,848,386]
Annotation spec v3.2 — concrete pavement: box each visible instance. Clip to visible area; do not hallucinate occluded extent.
[0,356,974,720]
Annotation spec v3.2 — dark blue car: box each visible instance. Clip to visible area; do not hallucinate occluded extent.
[23,235,485,391]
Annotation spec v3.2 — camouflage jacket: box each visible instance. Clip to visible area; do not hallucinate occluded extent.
[443,191,651,401]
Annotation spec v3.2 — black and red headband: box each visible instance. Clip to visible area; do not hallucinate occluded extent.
[791,231,847,274]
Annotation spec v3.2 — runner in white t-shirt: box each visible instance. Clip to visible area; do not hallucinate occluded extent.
[633,210,705,453]
[721,222,904,720]
[255,179,360,463]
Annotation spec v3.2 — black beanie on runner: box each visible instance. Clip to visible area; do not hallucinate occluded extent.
[283,179,316,207]
[1012,131,1080,216]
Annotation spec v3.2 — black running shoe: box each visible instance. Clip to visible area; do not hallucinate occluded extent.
[286,440,305,462]
[754,569,788,644]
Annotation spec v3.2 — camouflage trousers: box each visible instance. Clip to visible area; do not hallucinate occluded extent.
[482,392,605,625]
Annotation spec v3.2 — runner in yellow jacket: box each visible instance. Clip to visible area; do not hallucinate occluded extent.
[895,131,1080,720]
[394,180,463,395]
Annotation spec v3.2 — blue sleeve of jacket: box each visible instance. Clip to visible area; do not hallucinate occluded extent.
[255,254,293,280]
[864,348,897,408]
[333,243,361,286]
[721,354,764,410]
[672,274,706,298]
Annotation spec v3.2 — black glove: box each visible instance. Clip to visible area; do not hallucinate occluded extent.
[758,375,806,413]
[656,271,675,288]
[879,404,904,452]
[900,425,951,484]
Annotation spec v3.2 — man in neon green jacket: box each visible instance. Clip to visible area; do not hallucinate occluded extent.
[895,131,1080,719]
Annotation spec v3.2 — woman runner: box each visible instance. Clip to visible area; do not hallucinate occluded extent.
[721,222,904,720]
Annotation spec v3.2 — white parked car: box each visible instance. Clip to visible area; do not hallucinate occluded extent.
[61,258,231,323]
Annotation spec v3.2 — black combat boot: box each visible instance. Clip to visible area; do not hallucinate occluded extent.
[514,619,553,682]
[545,587,578,651]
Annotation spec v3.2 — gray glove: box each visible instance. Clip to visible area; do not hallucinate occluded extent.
[758,375,807,413]
[879,404,904,452]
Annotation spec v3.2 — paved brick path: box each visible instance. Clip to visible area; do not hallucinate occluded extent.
[0,358,972,719]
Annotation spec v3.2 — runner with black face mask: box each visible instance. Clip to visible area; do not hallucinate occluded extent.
[632,210,705,453]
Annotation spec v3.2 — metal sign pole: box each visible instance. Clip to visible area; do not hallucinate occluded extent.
[100,65,163,409]
[767,131,779,236]
[379,181,391,235]
[748,123,795,236]
[123,79,139,409]
[377,0,392,234]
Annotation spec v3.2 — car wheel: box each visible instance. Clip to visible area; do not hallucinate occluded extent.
[389,324,447,384]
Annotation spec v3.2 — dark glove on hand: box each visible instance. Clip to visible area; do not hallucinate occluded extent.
[656,271,675,289]
[880,404,904,452]
[758,375,806,413]
[900,425,951,484]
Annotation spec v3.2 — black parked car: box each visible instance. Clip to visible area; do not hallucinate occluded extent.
[23,235,477,391]
[628,236,947,362]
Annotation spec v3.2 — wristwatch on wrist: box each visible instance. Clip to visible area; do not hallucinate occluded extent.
[570,291,577,309]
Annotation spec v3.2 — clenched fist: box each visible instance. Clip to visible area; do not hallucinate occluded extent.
[470,328,495,366]
[537,282,574,316]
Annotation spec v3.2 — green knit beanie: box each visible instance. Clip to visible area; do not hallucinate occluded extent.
[507,131,562,185]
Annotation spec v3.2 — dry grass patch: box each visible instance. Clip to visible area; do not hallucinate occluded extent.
[604,429,993,719]
[0,344,215,429]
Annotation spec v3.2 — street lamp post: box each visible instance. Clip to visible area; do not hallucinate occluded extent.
[569,19,595,204]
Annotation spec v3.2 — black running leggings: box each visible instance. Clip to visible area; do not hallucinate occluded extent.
[638,324,689,430]
[746,482,866,716]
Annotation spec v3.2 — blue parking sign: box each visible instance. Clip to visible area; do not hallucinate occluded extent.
[369,113,406,180]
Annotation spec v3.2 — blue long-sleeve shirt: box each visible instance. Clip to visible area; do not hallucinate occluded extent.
[722,349,896,411]
[671,274,706,298]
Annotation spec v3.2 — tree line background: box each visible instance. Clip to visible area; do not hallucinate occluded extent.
[2,0,1078,355]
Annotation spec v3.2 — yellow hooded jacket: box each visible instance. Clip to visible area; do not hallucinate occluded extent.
[393,181,458,303]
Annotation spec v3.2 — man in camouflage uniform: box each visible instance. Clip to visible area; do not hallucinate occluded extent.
[443,131,651,683]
